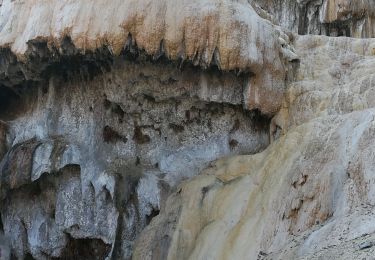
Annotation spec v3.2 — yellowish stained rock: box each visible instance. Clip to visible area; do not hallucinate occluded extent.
[0,0,291,114]
[134,35,375,260]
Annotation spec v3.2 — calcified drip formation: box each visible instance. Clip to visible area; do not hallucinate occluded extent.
[1,0,375,259]
[0,0,287,258]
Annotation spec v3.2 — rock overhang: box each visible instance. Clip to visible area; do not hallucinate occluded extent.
[0,0,293,115]
[0,1,306,259]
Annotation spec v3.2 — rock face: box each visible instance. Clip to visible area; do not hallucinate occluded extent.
[0,0,374,259]
[134,35,375,259]
[0,0,287,258]
[0,57,272,259]
[252,0,375,37]
[0,0,290,115]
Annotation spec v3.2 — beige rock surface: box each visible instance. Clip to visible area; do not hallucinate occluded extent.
[133,35,375,259]
[277,35,375,129]
[0,0,291,114]
[0,0,277,68]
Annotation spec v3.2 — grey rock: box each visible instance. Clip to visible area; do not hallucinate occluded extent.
[251,0,375,37]
[0,53,270,258]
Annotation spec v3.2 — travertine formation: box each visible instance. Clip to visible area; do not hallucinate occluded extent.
[0,0,374,259]
[0,1,287,258]
[134,35,375,259]
[0,0,292,115]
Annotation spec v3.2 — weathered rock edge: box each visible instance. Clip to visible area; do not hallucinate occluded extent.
[0,0,298,115]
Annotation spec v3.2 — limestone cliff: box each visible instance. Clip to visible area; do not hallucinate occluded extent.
[0,0,374,259]
[134,35,375,259]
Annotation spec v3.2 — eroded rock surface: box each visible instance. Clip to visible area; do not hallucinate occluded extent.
[252,0,375,37]
[0,0,374,260]
[0,57,272,258]
[0,0,293,115]
[0,1,293,257]
[133,34,375,260]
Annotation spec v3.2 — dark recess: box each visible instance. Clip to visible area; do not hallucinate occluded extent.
[133,126,151,144]
[0,86,23,121]
[56,236,111,260]
[24,253,36,260]
[146,208,160,224]
[103,125,127,144]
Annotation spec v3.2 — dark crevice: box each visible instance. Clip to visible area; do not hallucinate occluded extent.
[146,208,160,225]
[0,213,3,233]
[103,125,127,144]
[0,85,23,121]
[168,123,185,133]
[0,36,114,91]
[247,108,271,131]
[56,235,111,260]
[112,164,144,260]
[0,36,254,122]
[298,5,308,35]
[24,253,36,260]
[323,20,352,37]
[104,98,125,123]
[133,126,151,144]
[229,139,239,150]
